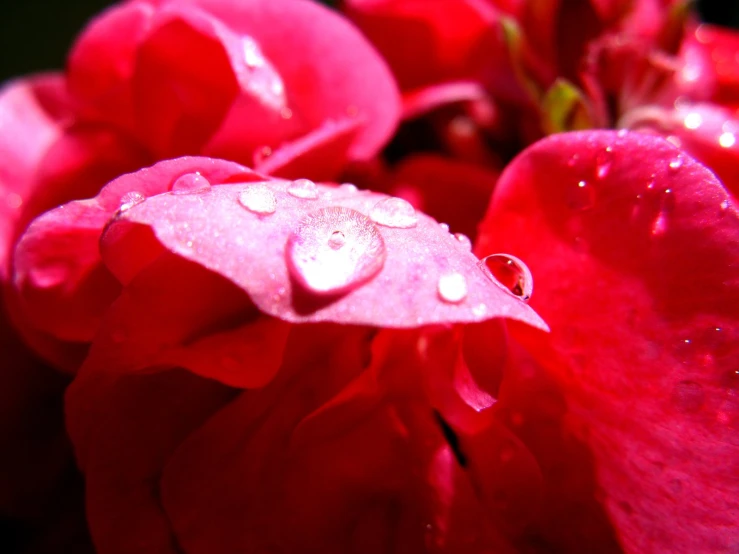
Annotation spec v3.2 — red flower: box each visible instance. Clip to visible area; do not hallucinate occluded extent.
[55,156,547,552]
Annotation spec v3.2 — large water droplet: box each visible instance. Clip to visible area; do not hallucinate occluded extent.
[595,147,613,179]
[566,180,595,211]
[437,272,468,304]
[454,233,472,251]
[339,183,358,193]
[238,184,277,215]
[671,381,705,413]
[287,178,319,199]
[650,188,675,237]
[479,254,533,301]
[286,207,386,295]
[119,191,145,212]
[370,197,418,228]
[172,172,211,194]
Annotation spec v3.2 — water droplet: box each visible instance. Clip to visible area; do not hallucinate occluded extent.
[280,107,293,120]
[617,129,628,138]
[328,230,346,250]
[454,233,472,251]
[238,184,277,215]
[684,112,703,130]
[286,207,386,295]
[566,180,595,211]
[254,145,272,165]
[437,272,468,304]
[119,191,145,212]
[439,222,450,233]
[171,172,211,194]
[671,381,705,413]
[595,147,613,179]
[719,131,736,148]
[668,155,684,172]
[720,199,730,213]
[479,254,533,301]
[370,197,418,229]
[650,188,675,236]
[339,183,358,193]
[287,178,319,199]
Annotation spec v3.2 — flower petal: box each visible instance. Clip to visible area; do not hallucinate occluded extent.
[477,130,739,553]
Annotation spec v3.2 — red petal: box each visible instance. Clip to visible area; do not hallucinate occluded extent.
[169,0,401,160]
[0,75,66,277]
[103,162,547,330]
[79,252,290,389]
[477,130,739,552]
[65,366,234,554]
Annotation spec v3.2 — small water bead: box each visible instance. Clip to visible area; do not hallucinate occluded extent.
[720,199,730,213]
[454,233,472,251]
[287,178,319,199]
[478,254,533,301]
[566,180,595,211]
[595,146,613,179]
[339,183,358,193]
[286,206,386,295]
[671,381,705,413]
[171,172,211,194]
[238,184,277,215]
[119,191,145,212]
[437,272,468,304]
[370,197,418,229]
[668,155,684,172]
[719,131,736,148]
[439,222,450,232]
[650,188,675,236]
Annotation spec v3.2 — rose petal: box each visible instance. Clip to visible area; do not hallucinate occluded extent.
[477,130,739,553]
[102,162,547,330]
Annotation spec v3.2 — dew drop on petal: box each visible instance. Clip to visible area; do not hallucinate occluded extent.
[238,184,277,215]
[440,222,450,232]
[720,198,730,214]
[595,147,613,179]
[339,183,358,193]
[286,207,386,295]
[671,381,705,413]
[668,155,684,172]
[478,253,533,301]
[566,180,595,211]
[437,272,468,304]
[287,178,319,199]
[171,172,211,194]
[370,197,418,228]
[119,191,145,212]
[651,188,675,236]
[454,232,472,251]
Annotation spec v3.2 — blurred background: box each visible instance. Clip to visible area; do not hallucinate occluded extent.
[0,0,738,84]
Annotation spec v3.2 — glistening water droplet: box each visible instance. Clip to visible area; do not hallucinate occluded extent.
[370,197,418,228]
[238,184,277,215]
[668,155,684,172]
[287,178,319,199]
[437,272,468,304]
[454,233,472,251]
[171,172,211,194]
[478,254,533,301]
[119,191,145,212]
[566,180,595,211]
[286,207,386,295]
[595,147,613,179]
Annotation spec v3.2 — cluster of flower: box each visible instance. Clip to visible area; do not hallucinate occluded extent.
[0,0,737,552]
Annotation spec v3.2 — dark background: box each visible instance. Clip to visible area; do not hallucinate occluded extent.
[0,0,738,84]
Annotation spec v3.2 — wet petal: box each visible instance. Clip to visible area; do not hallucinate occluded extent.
[477,130,739,552]
[102,161,547,330]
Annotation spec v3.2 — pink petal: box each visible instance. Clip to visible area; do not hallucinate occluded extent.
[102,162,547,330]
[0,75,66,277]
[11,157,260,371]
[166,0,401,160]
[477,130,739,553]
